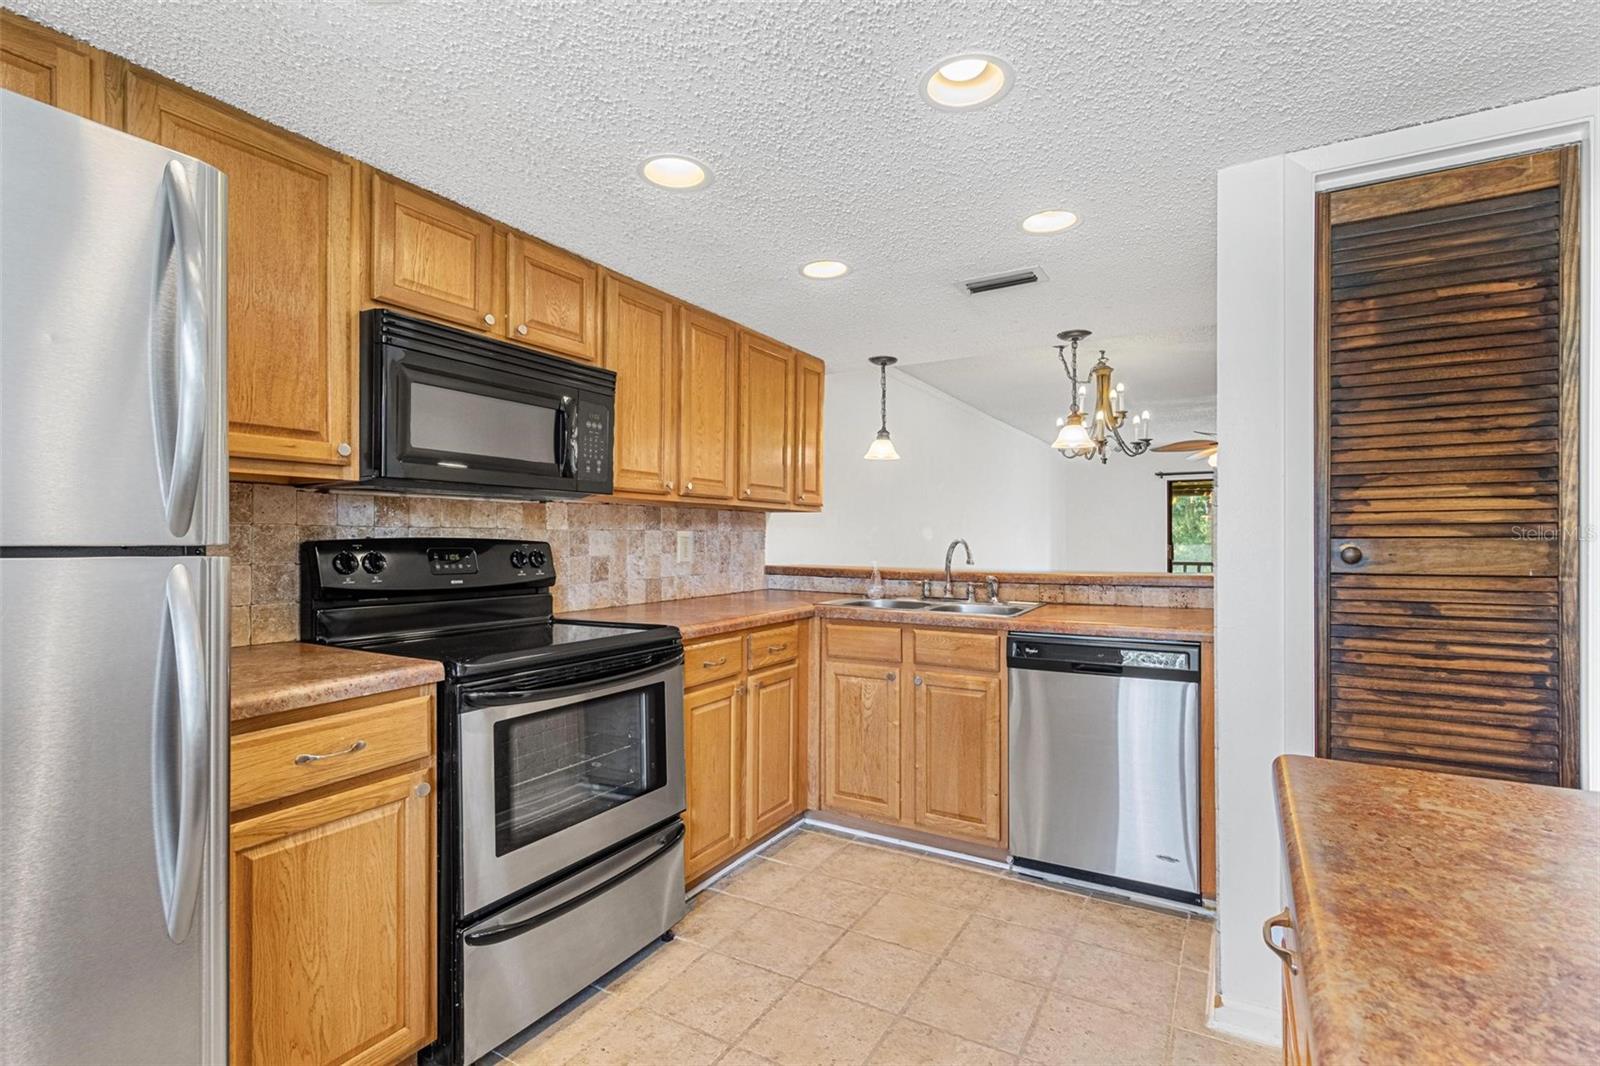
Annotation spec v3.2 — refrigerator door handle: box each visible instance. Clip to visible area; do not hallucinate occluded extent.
[155,564,210,944]
[158,160,209,539]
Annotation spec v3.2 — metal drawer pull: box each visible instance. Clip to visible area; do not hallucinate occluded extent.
[766,644,787,653]
[702,656,728,668]
[1263,909,1299,975]
[294,739,367,765]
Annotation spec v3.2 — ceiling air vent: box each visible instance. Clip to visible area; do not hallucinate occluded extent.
[963,267,1043,294]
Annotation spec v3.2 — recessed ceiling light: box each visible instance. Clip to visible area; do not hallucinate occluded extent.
[639,155,709,190]
[1022,210,1080,234]
[801,260,849,279]
[921,53,1011,110]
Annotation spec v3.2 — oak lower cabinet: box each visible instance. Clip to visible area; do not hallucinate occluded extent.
[682,622,807,883]
[230,686,436,1066]
[821,622,1006,848]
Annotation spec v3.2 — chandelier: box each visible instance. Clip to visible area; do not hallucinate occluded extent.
[1050,329,1152,463]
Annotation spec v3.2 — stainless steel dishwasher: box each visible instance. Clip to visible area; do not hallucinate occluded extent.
[1008,633,1202,902]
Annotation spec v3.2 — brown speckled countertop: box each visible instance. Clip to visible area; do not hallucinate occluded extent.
[766,563,1212,587]
[568,590,1211,643]
[231,642,443,723]
[1274,755,1600,1064]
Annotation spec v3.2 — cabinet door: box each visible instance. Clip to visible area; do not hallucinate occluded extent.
[126,75,358,480]
[821,659,901,822]
[793,353,825,508]
[508,234,599,362]
[910,669,1004,845]
[678,309,739,501]
[370,172,495,331]
[684,679,743,882]
[746,662,802,840]
[1,12,105,122]
[737,333,796,505]
[603,274,677,495]
[230,767,434,1066]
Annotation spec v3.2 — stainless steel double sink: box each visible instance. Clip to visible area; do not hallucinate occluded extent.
[823,597,1041,618]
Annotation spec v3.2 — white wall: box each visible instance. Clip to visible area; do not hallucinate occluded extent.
[766,366,1076,570]
[1212,87,1598,1047]
[1056,458,1208,571]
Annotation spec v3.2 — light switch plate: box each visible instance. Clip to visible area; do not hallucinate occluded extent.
[676,530,694,564]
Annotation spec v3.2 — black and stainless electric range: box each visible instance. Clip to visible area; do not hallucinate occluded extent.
[301,537,687,1065]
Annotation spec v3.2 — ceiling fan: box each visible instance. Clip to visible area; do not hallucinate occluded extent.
[1152,431,1218,467]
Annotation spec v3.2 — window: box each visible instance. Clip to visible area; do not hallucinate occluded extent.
[1167,478,1214,573]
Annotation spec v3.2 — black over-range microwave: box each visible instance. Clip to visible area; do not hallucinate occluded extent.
[346,310,614,500]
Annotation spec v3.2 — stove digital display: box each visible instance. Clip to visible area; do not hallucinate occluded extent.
[428,547,479,575]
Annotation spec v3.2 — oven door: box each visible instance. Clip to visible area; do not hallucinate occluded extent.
[456,660,685,915]
[381,347,577,489]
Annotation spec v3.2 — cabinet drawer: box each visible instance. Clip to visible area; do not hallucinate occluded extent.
[911,627,1001,673]
[231,689,433,811]
[685,635,742,688]
[746,622,801,670]
[824,622,902,664]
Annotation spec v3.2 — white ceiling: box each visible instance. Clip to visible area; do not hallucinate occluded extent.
[19,0,1598,443]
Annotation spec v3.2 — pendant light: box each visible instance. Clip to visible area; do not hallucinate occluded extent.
[863,356,902,461]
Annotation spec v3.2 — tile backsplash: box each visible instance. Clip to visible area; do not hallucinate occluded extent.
[229,483,767,646]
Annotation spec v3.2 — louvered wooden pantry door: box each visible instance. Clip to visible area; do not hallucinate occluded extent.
[1316,147,1580,787]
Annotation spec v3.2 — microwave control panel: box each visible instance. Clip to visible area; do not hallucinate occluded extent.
[572,399,612,486]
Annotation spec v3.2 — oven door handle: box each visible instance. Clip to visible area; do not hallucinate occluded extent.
[461,657,683,711]
[462,821,686,947]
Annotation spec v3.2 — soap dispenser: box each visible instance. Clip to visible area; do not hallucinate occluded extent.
[866,562,885,600]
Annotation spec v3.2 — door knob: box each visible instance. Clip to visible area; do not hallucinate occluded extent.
[1338,543,1363,565]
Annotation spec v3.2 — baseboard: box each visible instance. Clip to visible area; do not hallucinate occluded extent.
[1209,997,1283,1048]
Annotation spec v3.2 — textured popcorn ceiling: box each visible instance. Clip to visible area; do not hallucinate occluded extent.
[17,0,1598,441]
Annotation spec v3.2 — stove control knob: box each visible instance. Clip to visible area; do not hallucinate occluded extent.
[508,549,529,570]
[361,551,387,575]
[331,551,359,576]
[530,549,547,570]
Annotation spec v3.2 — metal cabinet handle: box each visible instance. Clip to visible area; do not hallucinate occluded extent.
[767,644,786,653]
[685,481,694,491]
[666,479,675,490]
[742,489,752,498]
[914,675,923,686]
[295,739,368,765]
[516,323,529,336]
[336,441,352,457]
[484,313,497,326]
[1338,543,1363,565]
[886,671,896,681]
[702,656,728,668]
[1263,909,1299,975]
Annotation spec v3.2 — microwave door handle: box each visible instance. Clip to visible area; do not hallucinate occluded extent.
[562,396,579,478]
[158,161,209,538]
[463,658,683,711]
[462,822,685,947]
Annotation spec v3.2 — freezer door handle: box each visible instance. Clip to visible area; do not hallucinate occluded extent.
[154,564,210,943]
[157,160,209,538]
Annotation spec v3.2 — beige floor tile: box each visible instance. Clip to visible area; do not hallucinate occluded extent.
[903,958,1045,1054]
[1174,966,1215,1034]
[1053,940,1179,1018]
[645,950,793,1043]
[895,856,1003,910]
[770,871,885,928]
[802,930,938,1012]
[715,1048,776,1066]
[563,1005,726,1065]
[675,890,764,949]
[716,857,809,905]
[715,906,843,978]
[975,877,1087,938]
[851,891,971,955]
[818,841,927,887]
[737,982,896,1066]
[1072,899,1188,964]
[594,936,706,1005]
[945,913,1067,987]
[501,988,633,1065]
[1181,919,1216,973]
[1022,992,1170,1066]
[867,1018,1018,1065]
[1169,1027,1280,1066]
[761,829,848,868]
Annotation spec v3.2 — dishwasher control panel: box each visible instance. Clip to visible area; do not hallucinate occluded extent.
[1008,634,1199,678]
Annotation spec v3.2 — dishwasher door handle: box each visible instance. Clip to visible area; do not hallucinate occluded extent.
[1070,662,1125,675]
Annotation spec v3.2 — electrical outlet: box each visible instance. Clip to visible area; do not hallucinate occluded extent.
[676,530,694,564]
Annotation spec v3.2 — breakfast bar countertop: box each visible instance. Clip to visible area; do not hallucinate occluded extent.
[1273,754,1600,1064]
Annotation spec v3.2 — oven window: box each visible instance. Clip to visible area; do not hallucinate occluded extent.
[410,381,558,464]
[491,682,666,856]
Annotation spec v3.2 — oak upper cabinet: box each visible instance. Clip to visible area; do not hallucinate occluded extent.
[746,661,802,841]
[507,234,599,362]
[737,332,796,504]
[125,73,360,480]
[370,172,496,331]
[683,678,744,879]
[909,669,1003,845]
[821,657,902,823]
[1,12,107,122]
[793,353,825,508]
[678,309,740,502]
[603,273,678,495]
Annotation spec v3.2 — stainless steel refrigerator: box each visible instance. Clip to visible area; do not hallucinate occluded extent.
[0,90,229,1064]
